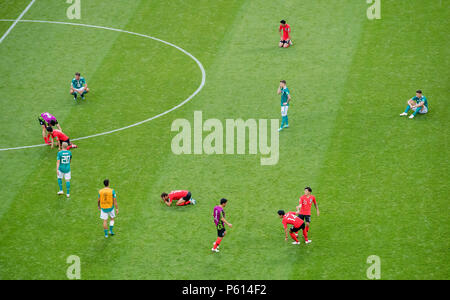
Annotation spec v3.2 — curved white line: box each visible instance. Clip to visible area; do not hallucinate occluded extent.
[0,19,206,151]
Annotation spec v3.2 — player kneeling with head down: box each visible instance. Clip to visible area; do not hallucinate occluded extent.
[46,127,77,150]
[279,20,293,48]
[160,190,196,207]
[278,210,311,245]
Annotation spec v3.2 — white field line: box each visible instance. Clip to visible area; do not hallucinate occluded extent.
[0,19,206,151]
[0,0,36,44]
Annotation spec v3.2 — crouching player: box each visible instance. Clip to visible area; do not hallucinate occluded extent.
[46,127,77,150]
[70,72,89,100]
[400,90,429,119]
[98,179,118,238]
[212,198,232,253]
[278,210,311,245]
[160,190,196,206]
[38,112,62,145]
[57,142,72,198]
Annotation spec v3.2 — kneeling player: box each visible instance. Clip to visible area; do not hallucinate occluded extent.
[278,20,293,48]
[278,210,311,244]
[160,190,196,207]
[46,127,77,150]
[38,112,62,145]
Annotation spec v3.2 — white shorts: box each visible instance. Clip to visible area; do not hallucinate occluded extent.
[57,170,71,180]
[100,208,115,220]
[281,105,289,117]
[417,106,428,114]
[74,87,86,93]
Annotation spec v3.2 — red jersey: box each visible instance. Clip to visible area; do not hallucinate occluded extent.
[168,190,189,201]
[299,195,317,216]
[279,24,291,40]
[282,212,303,229]
[52,130,69,141]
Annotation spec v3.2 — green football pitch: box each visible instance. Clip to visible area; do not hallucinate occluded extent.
[0,0,448,280]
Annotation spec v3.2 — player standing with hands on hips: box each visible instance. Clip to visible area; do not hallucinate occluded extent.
[277,80,291,131]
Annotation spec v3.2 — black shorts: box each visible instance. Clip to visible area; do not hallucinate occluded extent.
[60,139,71,146]
[298,214,311,223]
[280,39,291,44]
[290,222,305,233]
[217,225,226,237]
[183,191,191,201]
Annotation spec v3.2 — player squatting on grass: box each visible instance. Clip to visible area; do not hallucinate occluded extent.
[70,72,89,101]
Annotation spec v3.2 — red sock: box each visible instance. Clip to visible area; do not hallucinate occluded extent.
[67,145,72,150]
[302,229,308,242]
[306,225,310,232]
[177,201,190,206]
[213,238,222,249]
[290,232,299,242]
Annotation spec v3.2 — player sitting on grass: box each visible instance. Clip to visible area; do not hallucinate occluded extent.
[212,198,232,253]
[98,179,118,238]
[160,190,196,206]
[400,90,429,119]
[278,210,311,245]
[46,127,77,150]
[70,72,89,100]
[278,20,293,48]
[38,112,62,145]
[57,142,72,198]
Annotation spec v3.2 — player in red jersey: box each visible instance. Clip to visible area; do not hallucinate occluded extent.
[278,210,311,244]
[278,20,293,48]
[296,186,319,234]
[46,127,77,150]
[160,190,196,207]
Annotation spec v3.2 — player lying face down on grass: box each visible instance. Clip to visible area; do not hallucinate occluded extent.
[278,20,293,48]
[38,112,62,145]
[46,126,77,150]
[212,198,232,253]
[70,72,89,100]
[278,210,311,245]
[400,90,429,119]
[160,190,196,206]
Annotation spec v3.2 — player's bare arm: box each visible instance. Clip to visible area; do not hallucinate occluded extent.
[221,217,232,228]
[114,197,118,214]
[315,202,320,216]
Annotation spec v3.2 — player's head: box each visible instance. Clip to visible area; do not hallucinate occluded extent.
[220,198,228,207]
[161,192,169,201]
[304,186,312,195]
[280,20,286,27]
[75,72,81,79]
[280,80,286,87]
[46,126,53,133]
[49,120,56,126]
[416,90,422,97]
[277,210,285,218]
[61,142,68,150]
[103,179,110,187]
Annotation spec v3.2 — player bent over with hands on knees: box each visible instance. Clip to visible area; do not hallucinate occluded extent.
[278,210,311,245]
[98,179,118,238]
[160,190,196,207]
[212,198,232,253]
[38,112,62,145]
[400,90,429,119]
